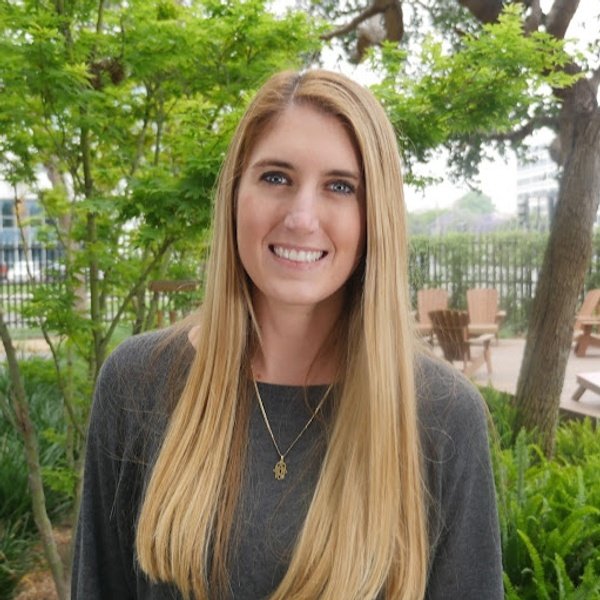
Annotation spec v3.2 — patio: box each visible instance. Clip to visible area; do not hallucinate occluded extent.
[444,337,600,419]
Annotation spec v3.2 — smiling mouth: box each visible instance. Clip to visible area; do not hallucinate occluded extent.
[270,245,327,263]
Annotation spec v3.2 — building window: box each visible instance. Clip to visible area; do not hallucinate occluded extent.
[1,200,15,229]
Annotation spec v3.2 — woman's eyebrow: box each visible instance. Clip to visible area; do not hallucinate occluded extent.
[326,169,360,181]
[250,158,294,170]
[250,159,360,181]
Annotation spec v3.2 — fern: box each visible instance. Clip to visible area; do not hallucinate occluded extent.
[514,429,529,507]
[553,553,575,599]
[503,572,521,600]
[517,529,550,599]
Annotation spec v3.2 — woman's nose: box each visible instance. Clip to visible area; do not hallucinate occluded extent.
[283,188,319,232]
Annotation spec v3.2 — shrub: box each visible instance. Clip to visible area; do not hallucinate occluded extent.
[0,357,76,598]
[481,387,600,599]
[0,517,35,596]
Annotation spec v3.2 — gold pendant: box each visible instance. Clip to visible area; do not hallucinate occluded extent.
[274,458,287,480]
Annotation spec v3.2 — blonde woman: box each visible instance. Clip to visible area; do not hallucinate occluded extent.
[72,70,502,599]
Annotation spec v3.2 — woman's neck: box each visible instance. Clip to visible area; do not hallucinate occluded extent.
[251,296,341,386]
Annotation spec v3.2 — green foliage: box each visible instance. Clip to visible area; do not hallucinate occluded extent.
[496,432,600,599]
[481,387,600,599]
[0,357,76,598]
[370,5,581,179]
[0,517,35,597]
[453,191,495,215]
[0,358,74,520]
[479,386,517,448]
[0,0,320,361]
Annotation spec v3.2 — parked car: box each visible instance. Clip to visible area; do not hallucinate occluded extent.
[6,260,42,282]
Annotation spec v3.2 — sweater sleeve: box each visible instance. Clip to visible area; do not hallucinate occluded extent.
[71,329,183,599]
[420,360,504,600]
[71,344,140,599]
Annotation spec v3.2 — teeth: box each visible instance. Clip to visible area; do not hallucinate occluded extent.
[273,246,324,263]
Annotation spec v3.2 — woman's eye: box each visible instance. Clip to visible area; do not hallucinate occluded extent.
[261,172,289,186]
[329,181,355,195]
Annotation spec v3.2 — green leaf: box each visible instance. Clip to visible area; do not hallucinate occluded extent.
[517,529,550,599]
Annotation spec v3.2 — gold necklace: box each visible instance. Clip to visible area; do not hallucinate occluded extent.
[252,378,334,481]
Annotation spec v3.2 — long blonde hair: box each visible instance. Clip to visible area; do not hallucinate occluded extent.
[136,70,428,599]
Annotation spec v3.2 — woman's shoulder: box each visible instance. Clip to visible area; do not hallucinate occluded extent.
[93,326,193,424]
[414,353,489,448]
[102,326,185,371]
[101,327,191,387]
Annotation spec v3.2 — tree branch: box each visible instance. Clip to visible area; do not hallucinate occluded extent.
[99,237,175,367]
[545,0,579,39]
[524,0,544,34]
[590,65,600,95]
[480,114,559,144]
[320,2,384,41]
[95,0,106,35]
[458,0,503,23]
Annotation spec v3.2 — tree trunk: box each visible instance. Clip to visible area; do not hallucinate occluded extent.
[0,311,68,599]
[514,107,600,455]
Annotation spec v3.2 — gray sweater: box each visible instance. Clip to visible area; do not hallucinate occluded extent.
[72,330,503,599]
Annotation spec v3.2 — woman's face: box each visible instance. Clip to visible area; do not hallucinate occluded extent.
[236,103,365,316]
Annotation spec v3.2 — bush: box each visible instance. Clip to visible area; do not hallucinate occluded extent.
[0,517,35,595]
[0,357,76,598]
[481,387,600,599]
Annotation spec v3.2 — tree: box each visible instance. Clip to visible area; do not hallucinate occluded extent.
[408,192,500,235]
[454,191,495,215]
[310,0,599,455]
[0,0,319,595]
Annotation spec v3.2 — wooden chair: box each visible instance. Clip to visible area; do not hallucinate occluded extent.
[429,309,493,377]
[466,287,506,340]
[415,288,449,342]
[573,289,600,357]
[147,279,199,327]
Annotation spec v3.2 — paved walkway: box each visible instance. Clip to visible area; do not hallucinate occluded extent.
[436,337,600,419]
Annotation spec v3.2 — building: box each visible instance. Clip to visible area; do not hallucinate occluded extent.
[0,180,58,272]
[516,144,559,231]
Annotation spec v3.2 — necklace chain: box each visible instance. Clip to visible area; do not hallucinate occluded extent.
[252,378,333,481]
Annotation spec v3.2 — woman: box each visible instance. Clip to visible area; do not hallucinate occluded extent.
[72,69,503,599]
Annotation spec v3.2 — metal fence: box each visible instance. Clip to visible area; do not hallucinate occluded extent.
[0,242,201,330]
[2,234,600,333]
[409,233,600,333]
[0,243,65,328]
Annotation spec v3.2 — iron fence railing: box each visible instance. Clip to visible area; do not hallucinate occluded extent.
[409,232,600,333]
[2,234,599,334]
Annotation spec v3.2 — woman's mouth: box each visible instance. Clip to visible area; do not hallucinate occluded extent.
[270,245,327,263]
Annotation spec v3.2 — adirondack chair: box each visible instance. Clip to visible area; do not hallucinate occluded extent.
[466,287,506,340]
[429,309,493,377]
[573,289,600,357]
[415,288,449,342]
